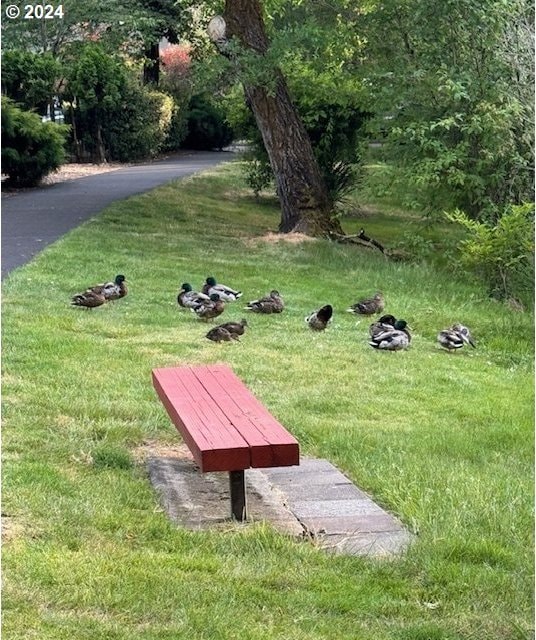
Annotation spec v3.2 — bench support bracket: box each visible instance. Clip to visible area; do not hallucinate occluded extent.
[229,470,247,521]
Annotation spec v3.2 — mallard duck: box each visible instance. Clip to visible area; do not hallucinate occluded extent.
[437,324,476,351]
[369,314,397,339]
[177,283,210,309]
[306,304,333,331]
[218,319,248,337]
[71,289,106,309]
[86,274,127,301]
[347,292,385,315]
[191,293,225,321]
[245,290,284,314]
[369,319,411,350]
[206,319,248,342]
[202,276,242,302]
[206,326,236,342]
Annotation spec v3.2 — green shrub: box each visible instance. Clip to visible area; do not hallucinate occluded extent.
[1,50,61,113]
[182,94,234,150]
[243,153,273,198]
[104,83,177,161]
[1,97,68,187]
[447,203,535,306]
[162,101,188,152]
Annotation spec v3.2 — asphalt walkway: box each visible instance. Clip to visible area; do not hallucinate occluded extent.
[1,151,231,278]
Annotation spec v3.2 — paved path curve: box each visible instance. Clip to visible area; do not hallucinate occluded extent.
[2,151,231,278]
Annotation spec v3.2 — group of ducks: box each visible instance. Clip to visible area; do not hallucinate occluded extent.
[176,278,476,352]
[176,277,284,342]
[71,275,476,352]
[71,274,128,308]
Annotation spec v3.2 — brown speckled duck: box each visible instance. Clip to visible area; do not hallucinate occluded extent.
[347,292,385,315]
[71,289,106,309]
[206,319,248,342]
[191,293,225,321]
[245,290,284,314]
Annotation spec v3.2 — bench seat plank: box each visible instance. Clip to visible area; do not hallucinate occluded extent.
[152,367,250,472]
[152,365,299,473]
[196,365,299,468]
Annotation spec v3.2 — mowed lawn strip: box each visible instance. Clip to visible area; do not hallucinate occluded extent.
[2,162,533,640]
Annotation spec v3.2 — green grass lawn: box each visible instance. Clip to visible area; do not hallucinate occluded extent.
[2,161,534,639]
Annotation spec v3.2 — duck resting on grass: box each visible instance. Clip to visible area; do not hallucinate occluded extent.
[71,289,106,310]
[206,319,248,342]
[347,292,385,316]
[191,293,225,321]
[306,305,333,331]
[369,314,397,339]
[245,290,284,314]
[177,283,210,309]
[86,274,128,302]
[369,319,411,351]
[437,324,476,352]
[202,277,242,302]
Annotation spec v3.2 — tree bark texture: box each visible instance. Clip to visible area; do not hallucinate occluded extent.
[223,0,342,236]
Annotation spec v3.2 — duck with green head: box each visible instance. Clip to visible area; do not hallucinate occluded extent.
[369,314,397,339]
[177,283,210,309]
[369,319,411,350]
[202,277,242,302]
[85,274,127,301]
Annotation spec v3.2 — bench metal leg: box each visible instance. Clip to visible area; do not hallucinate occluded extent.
[229,470,247,521]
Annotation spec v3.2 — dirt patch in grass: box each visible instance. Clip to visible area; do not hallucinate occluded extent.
[244,232,318,246]
[133,439,193,463]
[2,515,25,542]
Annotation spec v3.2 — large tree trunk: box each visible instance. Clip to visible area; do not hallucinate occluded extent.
[223,0,342,236]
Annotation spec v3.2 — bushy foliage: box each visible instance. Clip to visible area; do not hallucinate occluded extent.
[104,83,176,161]
[242,153,274,199]
[1,50,61,113]
[66,43,126,161]
[362,0,534,220]
[162,102,189,152]
[1,97,68,187]
[160,44,192,96]
[65,43,183,161]
[447,203,535,306]
[182,94,234,150]
[160,44,192,153]
[67,43,124,112]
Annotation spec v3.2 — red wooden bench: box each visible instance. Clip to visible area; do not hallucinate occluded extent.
[151,364,300,521]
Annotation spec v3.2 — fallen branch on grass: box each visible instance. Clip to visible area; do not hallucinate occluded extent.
[329,228,386,254]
